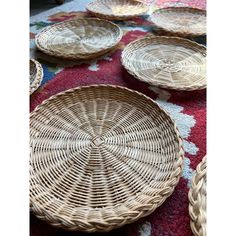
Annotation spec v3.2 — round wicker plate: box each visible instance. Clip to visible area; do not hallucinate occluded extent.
[86,0,148,20]
[188,156,206,236]
[30,59,43,95]
[150,7,206,37]
[35,18,122,60]
[122,36,206,91]
[30,85,184,232]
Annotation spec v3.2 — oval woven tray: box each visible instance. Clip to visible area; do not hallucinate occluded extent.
[35,18,122,60]
[150,7,206,37]
[30,59,43,95]
[122,36,206,91]
[30,85,184,232]
[86,0,148,20]
[188,156,206,236]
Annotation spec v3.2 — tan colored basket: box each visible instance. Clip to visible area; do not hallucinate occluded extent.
[121,36,206,91]
[150,7,206,37]
[30,59,43,95]
[35,18,122,60]
[188,156,206,236]
[86,0,148,20]
[30,85,184,232]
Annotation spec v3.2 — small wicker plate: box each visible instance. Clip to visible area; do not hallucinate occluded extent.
[35,18,122,60]
[86,0,148,20]
[30,59,43,95]
[188,156,207,236]
[150,7,206,37]
[122,36,206,90]
[30,85,184,232]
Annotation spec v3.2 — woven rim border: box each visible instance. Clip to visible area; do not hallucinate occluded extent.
[35,18,123,60]
[121,36,206,91]
[188,156,207,236]
[30,59,43,95]
[149,7,206,37]
[30,85,184,232]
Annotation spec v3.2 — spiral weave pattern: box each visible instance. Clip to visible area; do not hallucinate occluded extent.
[30,59,43,95]
[30,85,184,232]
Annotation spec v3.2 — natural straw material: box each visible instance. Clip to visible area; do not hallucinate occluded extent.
[150,7,206,37]
[30,85,184,232]
[188,156,206,236]
[30,59,43,95]
[122,36,206,91]
[35,18,122,60]
[86,0,148,20]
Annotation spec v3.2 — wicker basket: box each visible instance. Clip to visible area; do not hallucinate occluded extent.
[30,85,184,232]
[86,0,148,20]
[35,18,122,60]
[30,59,43,95]
[121,36,206,91]
[150,7,206,37]
[188,156,206,236]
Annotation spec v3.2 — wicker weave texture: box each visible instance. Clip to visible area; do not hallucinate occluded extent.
[35,18,122,60]
[122,36,206,91]
[30,85,184,232]
[86,0,148,20]
[188,156,206,236]
[30,59,43,95]
[150,7,206,37]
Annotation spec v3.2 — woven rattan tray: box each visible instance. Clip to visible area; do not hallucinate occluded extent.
[86,0,148,20]
[30,85,184,232]
[150,7,206,37]
[30,59,43,95]
[35,18,122,60]
[188,156,206,236]
[122,36,206,91]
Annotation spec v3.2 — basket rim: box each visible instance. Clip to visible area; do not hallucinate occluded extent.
[121,36,207,91]
[30,59,43,95]
[30,84,184,232]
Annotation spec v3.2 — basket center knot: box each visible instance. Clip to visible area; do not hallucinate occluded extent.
[92,137,104,146]
[159,59,182,73]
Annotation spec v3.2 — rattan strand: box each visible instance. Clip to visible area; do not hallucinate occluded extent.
[188,156,206,236]
[35,18,122,60]
[30,59,43,95]
[150,7,206,37]
[30,85,184,232]
[121,36,206,91]
[86,0,148,20]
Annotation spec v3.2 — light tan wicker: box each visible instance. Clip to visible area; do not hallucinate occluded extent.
[150,7,206,37]
[30,59,43,95]
[188,156,206,236]
[86,0,148,20]
[35,18,122,60]
[30,85,184,232]
[121,36,206,91]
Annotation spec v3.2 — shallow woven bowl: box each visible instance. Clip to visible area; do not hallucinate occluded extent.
[30,85,184,232]
[35,18,122,60]
[30,59,43,95]
[188,156,207,236]
[122,36,206,91]
[150,7,206,37]
[86,0,148,20]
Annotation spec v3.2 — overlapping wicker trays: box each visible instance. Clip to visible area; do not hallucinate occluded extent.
[188,156,207,236]
[150,7,206,37]
[86,0,148,20]
[30,85,184,232]
[122,36,206,90]
[35,18,122,60]
[30,59,43,95]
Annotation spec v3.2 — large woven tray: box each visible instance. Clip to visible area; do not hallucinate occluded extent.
[122,36,206,91]
[30,59,43,95]
[86,0,148,20]
[35,18,122,60]
[188,156,206,236]
[30,85,184,232]
[150,7,206,37]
